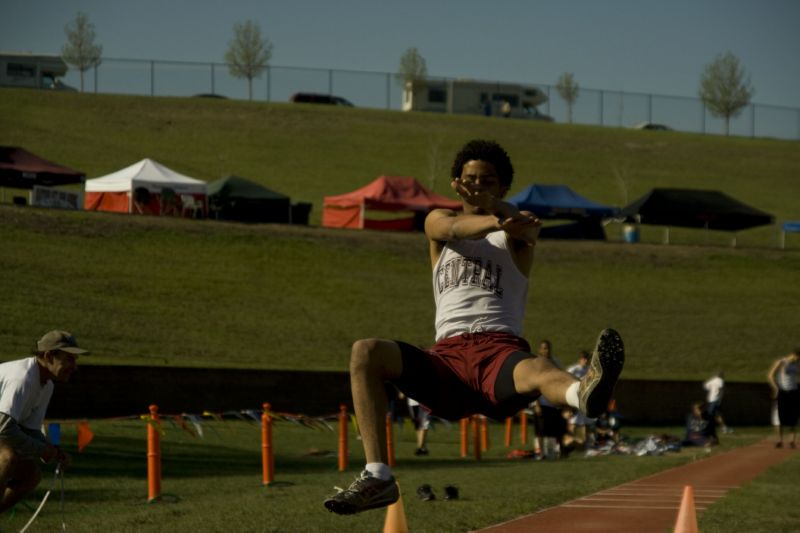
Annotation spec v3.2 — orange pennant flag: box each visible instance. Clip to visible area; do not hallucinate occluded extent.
[77,421,94,453]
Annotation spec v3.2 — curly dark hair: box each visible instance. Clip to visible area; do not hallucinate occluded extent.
[450,139,514,187]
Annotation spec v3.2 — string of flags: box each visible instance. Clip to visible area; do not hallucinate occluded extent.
[44,407,352,453]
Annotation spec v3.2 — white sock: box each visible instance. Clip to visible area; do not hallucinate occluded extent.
[565,381,580,409]
[365,462,393,480]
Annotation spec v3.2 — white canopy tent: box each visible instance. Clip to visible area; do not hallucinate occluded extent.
[84,158,207,216]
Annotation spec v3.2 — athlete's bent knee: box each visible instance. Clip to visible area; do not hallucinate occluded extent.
[350,339,399,377]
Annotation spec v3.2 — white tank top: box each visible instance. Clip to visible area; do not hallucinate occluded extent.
[777,359,798,391]
[433,230,528,341]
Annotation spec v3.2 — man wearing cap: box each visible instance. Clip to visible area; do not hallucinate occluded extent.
[0,330,87,512]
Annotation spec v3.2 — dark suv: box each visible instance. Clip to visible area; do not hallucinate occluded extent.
[290,93,354,106]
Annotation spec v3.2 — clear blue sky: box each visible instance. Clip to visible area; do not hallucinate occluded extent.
[2,0,799,107]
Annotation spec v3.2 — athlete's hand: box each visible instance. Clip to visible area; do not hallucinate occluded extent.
[499,211,541,245]
[451,178,501,213]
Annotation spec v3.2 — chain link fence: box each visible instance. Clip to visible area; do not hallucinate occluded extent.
[65,57,800,141]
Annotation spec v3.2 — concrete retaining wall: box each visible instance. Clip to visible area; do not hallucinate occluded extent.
[49,366,773,426]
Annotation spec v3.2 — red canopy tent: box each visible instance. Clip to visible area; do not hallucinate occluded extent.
[322,176,462,230]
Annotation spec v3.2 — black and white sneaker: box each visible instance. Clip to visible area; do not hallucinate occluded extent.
[578,328,625,418]
[324,470,399,515]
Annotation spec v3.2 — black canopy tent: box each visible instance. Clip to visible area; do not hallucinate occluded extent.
[619,188,774,244]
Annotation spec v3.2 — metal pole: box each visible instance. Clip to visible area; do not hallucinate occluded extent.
[266,65,271,102]
[701,102,706,134]
[546,85,551,116]
[599,90,604,126]
[150,61,155,97]
[750,104,755,138]
[328,69,333,96]
[386,73,391,110]
[648,94,653,123]
[210,63,215,95]
[94,64,98,94]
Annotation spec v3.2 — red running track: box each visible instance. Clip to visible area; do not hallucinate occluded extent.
[475,439,796,533]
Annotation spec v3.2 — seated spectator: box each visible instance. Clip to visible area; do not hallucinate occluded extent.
[682,401,718,447]
[590,399,623,447]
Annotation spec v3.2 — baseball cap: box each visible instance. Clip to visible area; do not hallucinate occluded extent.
[36,330,89,355]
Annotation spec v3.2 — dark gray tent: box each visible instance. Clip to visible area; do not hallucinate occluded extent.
[619,188,774,231]
[207,175,295,224]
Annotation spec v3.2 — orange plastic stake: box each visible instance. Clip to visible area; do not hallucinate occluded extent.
[385,413,395,468]
[674,485,699,533]
[472,415,481,460]
[480,415,489,452]
[338,404,348,472]
[262,402,274,485]
[147,404,161,502]
[520,410,528,445]
[459,418,468,457]
[504,417,513,447]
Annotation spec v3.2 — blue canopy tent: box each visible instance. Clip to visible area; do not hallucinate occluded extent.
[507,184,618,240]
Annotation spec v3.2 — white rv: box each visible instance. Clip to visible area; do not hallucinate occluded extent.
[0,52,75,90]
[402,79,553,121]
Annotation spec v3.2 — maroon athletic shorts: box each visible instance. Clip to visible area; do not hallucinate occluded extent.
[392,332,536,421]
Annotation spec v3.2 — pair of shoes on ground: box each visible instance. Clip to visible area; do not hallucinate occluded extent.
[324,470,399,515]
[414,446,429,456]
[777,441,797,449]
[578,328,625,418]
[416,484,459,501]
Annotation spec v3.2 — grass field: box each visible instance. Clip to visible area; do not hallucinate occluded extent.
[1,89,799,531]
[1,204,798,381]
[1,419,793,533]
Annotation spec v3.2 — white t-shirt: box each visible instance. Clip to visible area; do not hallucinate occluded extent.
[0,357,54,430]
[704,376,724,402]
[433,231,528,341]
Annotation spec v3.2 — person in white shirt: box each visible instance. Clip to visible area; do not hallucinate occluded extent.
[0,330,87,512]
[703,371,730,434]
[325,139,625,515]
[767,349,799,449]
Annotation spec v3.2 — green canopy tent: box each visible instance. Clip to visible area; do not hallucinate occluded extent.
[207,175,302,224]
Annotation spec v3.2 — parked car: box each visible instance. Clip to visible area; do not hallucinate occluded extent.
[290,92,354,106]
[632,122,671,131]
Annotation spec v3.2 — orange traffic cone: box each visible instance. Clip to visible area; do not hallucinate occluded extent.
[673,485,698,533]
[383,482,409,533]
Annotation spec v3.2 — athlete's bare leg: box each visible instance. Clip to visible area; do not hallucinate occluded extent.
[349,339,403,464]
[0,446,41,513]
[512,356,577,404]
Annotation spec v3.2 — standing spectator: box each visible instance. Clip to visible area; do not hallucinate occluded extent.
[767,349,799,448]
[703,370,730,433]
[500,100,511,118]
[566,351,590,380]
[533,340,566,459]
[0,330,87,512]
[406,396,431,456]
[566,351,591,448]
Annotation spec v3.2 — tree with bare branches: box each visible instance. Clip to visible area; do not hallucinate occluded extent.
[699,52,754,136]
[225,20,273,101]
[61,11,102,92]
[555,72,579,124]
[397,47,428,104]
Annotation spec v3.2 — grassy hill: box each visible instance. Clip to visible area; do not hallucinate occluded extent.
[1,89,798,381]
